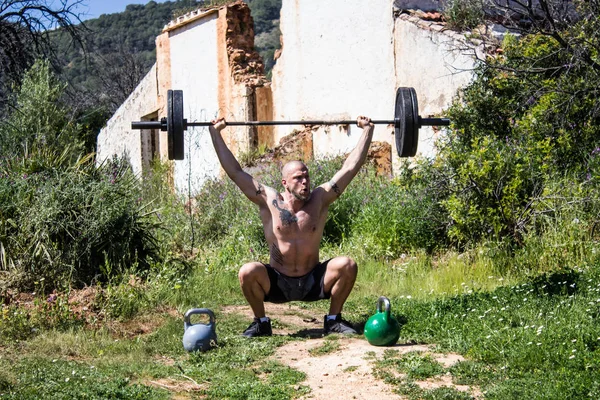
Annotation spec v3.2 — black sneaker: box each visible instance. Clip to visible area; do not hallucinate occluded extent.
[323,314,357,335]
[242,318,273,337]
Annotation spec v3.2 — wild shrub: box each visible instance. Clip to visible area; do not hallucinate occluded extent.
[0,61,161,292]
[0,59,84,165]
[443,0,485,31]
[348,175,446,258]
[0,156,161,291]
[439,30,600,246]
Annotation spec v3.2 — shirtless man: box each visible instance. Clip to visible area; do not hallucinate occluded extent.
[209,116,374,337]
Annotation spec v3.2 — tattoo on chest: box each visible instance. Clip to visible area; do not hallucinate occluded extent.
[256,183,264,196]
[330,181,341,195]
[271,243,284,265]
[272,199,298,225]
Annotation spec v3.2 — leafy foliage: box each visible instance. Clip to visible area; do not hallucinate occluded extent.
[0,61,161,292]
[436,9,600,245]
[443,0,485,31]
[0,59,85,163]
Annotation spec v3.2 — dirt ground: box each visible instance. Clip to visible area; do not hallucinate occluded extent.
[224,304,482,400]
[5,288,481,398]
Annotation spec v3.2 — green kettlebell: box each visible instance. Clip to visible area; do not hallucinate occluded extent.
[364,296,400,346]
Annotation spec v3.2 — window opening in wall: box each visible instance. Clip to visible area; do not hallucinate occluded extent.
[140,111,159,175]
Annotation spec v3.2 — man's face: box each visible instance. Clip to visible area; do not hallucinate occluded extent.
[283,166,311,201]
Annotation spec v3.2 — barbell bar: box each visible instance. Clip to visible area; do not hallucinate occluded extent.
[131,88,450,160]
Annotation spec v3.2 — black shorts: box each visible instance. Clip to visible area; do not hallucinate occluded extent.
[263,260,332,303]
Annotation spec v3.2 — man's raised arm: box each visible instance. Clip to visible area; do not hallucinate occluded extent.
[209,118,267,205]
[321,116,374,205]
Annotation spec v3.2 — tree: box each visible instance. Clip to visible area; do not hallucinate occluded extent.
[0,0,85,110]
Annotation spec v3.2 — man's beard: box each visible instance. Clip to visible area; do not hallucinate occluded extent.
[292,189,311,201]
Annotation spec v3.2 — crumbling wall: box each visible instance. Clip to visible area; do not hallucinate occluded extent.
[270,0,478,174]
[217,1,270,158]
[393,11,477,157]
[224,1,273,153]
[158,1,270,193]
[96,64,159,176]
[271,0,397,164]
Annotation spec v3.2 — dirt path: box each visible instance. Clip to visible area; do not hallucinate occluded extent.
[223,304,482,399]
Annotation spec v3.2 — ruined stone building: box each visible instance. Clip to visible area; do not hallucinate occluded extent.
[97,0,479,193]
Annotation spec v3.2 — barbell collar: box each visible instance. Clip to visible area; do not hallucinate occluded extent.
[131,120,166,130]
[419,117,450,127]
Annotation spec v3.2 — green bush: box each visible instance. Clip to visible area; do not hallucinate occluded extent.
[0,60,84,165]
[0,61,161,292]
[0,157,161,291]
[438,30,600,246]
[349,175,446,258]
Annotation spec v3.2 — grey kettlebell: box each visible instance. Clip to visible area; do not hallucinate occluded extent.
[182,308,217,352]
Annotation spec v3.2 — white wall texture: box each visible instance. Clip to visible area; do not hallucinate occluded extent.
[394,16,477,157]
[271,0,477,166]
[271,0,397,160]
[96,64,158,175]
[169,13,221,194]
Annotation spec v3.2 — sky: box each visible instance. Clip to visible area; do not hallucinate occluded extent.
[76,0,169,21]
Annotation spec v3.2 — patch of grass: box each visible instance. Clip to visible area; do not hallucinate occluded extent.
[377,351,445,380]
[0,357,169,399]
[397,384,475,400]
[353,249,508,301]
[308,336,341,356]
[394,267,600,398]
[448,360,496,386]
[0,310,308,399]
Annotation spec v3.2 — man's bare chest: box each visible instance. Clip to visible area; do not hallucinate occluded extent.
[269,200,322,235]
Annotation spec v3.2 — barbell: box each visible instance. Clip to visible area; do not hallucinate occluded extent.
[131,88,450,160]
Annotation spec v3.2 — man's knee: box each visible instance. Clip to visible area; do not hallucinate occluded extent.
[330,256,358,278]
[239,262,268,286]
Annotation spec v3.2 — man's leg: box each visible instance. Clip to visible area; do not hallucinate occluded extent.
[322,256,358,315]
[238,262,271,317]
[238,262,273,337]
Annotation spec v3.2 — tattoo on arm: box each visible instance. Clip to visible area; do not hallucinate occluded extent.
[271,243,284,266]
[272,200,298,225]
[256,183,264,196]
[330,181,341,195]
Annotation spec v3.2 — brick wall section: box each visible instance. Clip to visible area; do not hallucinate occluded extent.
[155,32,171,160]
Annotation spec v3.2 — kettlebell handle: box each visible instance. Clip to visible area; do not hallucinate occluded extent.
[184,308,215,330]
[376,296,391,319]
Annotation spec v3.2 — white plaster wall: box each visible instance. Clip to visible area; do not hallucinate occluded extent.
[271,0,477,166]
[96,64,158,175]
[169,14,220,194]
[394,18,476,158]
[271,0,397,160]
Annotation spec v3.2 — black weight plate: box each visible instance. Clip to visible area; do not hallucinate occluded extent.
[167,90,174,160]
[394,89,405,157]
[408,87,419,157]
[171,90,185,160]
[394,87,417,157]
